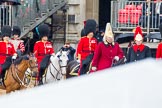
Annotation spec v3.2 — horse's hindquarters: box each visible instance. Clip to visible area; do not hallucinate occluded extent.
[66,60,79,78]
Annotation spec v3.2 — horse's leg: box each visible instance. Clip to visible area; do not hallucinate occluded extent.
[0,85,5,90]
[0,89,6,95]
[0,86,6,95]
[20,86,27,90]
[62,75,66,80]
[6,88,11,94]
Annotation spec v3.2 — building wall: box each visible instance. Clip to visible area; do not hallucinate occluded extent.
[53,0,99,52]
[86,0,99,22]
[67,0,99,45]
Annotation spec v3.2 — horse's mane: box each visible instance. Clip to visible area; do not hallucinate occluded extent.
[14,55,29,65]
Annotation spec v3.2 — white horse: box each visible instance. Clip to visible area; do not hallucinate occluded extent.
[25,51,69,86]
[42,51,69,84]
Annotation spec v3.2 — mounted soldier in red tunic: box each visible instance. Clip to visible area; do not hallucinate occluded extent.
[33,24,55,85]
[76,19,98,75]
[0,25,17,85]
[10,26,25,57]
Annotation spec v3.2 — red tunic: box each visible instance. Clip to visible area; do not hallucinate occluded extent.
[92,42,124,71]
[156,43,162,59]
[0,41,16,64]
[33,41,55,64]
[76,36,97,60]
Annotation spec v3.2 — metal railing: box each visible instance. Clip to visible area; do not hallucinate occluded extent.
[0,5,12,30]
[111,1,162,34]
[0,0,67,37]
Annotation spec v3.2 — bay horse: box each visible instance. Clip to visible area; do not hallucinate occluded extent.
[0,54,38,93]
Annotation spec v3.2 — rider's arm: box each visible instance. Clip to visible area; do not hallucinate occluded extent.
[18,41,25,53]
[76,39,83,60]
[11,43,17,57]
[33,42,39,57]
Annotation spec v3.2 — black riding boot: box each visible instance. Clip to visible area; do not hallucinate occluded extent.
[0,70,5,86]
[38,69,44,86]
[0,74,2,86]
[38,77,43,86]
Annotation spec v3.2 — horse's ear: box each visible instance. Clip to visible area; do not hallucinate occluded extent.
[24,55,29,60]
[29,52,35,57]
[27,52,32,57]
[32,53,36,57]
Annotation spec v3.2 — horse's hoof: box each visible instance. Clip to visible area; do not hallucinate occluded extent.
[38,81,43,86]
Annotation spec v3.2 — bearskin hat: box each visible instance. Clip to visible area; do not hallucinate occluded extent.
[84,19,97,36]
[81,28,85,37]
[134,26,143,41]
[12,26,21,36]
[38,24,50,38]
[1,25,11,37]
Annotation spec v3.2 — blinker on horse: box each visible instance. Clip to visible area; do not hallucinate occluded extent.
[0,54,38,93]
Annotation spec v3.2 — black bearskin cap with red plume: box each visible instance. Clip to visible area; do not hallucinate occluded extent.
[13,26,21,36]
[84,19,97,36]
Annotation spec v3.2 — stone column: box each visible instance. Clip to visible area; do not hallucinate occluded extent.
[86,0,99,23]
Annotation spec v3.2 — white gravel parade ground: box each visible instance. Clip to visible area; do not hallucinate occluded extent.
[0,59,162,108]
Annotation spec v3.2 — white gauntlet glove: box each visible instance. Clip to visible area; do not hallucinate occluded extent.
[114,56,119,61]
[12,55,17,60]
[91,67,97,71]
[76,59,80,63]
[51,53,55,57]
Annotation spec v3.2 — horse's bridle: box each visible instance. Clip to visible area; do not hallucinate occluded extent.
[48,55,67,80]
[28,59,38,70]
[11,58,38,87]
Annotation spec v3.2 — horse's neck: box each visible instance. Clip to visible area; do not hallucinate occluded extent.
[15,60,29,73]
[50,56,59,68]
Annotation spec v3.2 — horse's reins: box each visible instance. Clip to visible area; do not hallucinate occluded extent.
[58,58,67,76]
[10,63,27,88]
[11,59,38,88]
[49,60,63,80]
[49,55,67,80]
